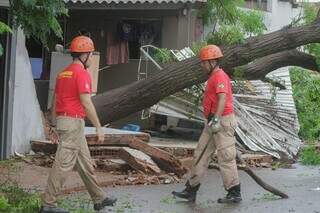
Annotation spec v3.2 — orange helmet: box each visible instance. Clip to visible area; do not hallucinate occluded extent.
[199,45,223,61]
[70,36,94,53]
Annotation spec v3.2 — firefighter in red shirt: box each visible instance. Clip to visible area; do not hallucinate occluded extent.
[172,45,241,203]
[41,36,117,213]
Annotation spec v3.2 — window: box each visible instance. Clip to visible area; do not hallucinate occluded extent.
[244,0,269,11]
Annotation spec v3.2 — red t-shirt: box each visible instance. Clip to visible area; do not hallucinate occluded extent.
[55,63,92,118]
[203,68,234,118]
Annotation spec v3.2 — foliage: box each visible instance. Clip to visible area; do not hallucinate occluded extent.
[0,185,41,213]
[0,22,12,56]
[207,24,244,46]
[153,48,173,64]
[300,3,320,68]
[200,0,244,25]
[300,146,320,165]
[0,196,11,212]
[9,0,68,47]
[290,67,320,140]
[0,22,12,34]
[191,40,207,55]
[201,0,266,46]
[207,9,266,46]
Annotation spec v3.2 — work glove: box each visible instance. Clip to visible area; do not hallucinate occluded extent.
[207,113,221,133]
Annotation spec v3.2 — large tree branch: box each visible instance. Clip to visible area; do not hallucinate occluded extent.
[237,49,319,80]
[93,21,320,124]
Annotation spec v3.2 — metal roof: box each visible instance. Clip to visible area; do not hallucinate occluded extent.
[65,0,205,4]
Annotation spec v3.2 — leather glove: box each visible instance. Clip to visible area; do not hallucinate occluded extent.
[207,113,221,133]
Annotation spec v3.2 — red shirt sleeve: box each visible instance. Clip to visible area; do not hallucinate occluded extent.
[213,72,229,94]
[76,71,92,94]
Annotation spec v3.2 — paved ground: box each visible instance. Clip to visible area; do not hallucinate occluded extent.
[81,163,320,213]
[5,161,320,212]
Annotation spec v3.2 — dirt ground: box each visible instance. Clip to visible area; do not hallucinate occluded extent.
[0,161,128,193]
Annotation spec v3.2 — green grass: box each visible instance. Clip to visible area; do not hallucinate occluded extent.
[0,184,41,213]
[300,146,320,165]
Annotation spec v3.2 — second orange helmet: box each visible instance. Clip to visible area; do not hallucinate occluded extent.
[70,36,95,53]
[199,45,223,61]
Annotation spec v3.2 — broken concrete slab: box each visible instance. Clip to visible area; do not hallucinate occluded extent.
[119,147,161,174]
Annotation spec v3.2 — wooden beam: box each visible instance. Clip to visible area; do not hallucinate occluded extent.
[119,147,161,174]
[128,137,187,177]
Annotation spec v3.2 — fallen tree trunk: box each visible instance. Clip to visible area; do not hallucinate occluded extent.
[93,21,320,124]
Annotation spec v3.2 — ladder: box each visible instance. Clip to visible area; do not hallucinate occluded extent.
[137,45,196,120]
[137,45,163,119]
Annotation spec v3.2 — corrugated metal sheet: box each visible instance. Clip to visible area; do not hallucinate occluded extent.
[233,68,302,159]
[65,0,205,4]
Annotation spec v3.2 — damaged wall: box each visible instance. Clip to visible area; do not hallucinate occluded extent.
[11,28,45,154]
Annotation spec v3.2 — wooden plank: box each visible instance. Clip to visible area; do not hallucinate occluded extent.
[119,147,161,174]
[31,133,150,154]
[86,133,150,145]
[128,137,187,177]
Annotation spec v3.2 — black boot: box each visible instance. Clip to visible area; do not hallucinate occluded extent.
[217,184,242,204]
[172,181,200,202]
[39,205,69,213]
[94,196,117,211]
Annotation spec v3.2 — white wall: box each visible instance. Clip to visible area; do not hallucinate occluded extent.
[263,1,302,79]
[11,29,45,154]
[264,1,302,32]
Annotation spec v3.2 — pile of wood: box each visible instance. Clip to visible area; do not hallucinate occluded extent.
[31,129,187,179]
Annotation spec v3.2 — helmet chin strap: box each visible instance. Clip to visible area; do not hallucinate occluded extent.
[208,60,219,76]
[78,53,90,69]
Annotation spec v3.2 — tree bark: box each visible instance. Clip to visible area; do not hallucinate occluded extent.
[237,49,319,80]
[93,22,320,124]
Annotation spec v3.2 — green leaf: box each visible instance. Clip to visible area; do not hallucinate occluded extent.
[21,0,37,6]
[0,22,12,34]
[10,0,67,47]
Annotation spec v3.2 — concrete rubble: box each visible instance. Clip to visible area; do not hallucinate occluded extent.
[30,121,276,189]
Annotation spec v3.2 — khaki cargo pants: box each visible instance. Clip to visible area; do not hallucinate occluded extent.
[188,114,239,190]
[42,116,106,206]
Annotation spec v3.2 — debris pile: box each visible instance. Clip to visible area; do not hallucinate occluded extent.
[31,127,187,185]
